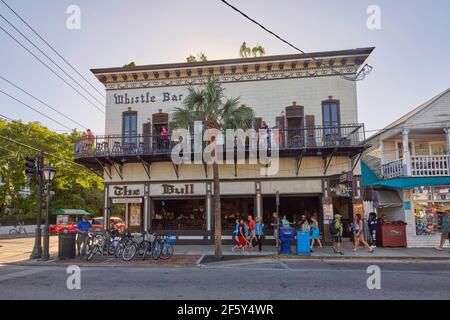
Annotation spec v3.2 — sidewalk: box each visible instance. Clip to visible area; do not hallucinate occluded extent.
[1,237,449,268]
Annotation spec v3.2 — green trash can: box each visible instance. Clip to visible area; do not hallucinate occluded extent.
[58,232,76,260]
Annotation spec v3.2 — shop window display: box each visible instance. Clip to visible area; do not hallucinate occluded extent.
[153,199,205,230]
[413,186,450,236]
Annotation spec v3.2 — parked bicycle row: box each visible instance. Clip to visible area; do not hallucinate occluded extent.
[78,229,176,262]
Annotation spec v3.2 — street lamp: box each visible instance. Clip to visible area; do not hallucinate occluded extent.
[41,164,56,261]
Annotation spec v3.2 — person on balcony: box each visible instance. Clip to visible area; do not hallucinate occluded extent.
[81,129,95,153]
[160,126,170,150]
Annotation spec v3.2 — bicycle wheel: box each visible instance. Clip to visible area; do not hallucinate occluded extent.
[86,245,98,261]
[142,243,150,261]
[9,229,18,236]
[122,244,137,261]
[159,242,174,260]
[115,243,124,258]
[151,241,161,260]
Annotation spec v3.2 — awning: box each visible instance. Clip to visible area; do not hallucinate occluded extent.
[52,209,92,216]
[362,161,450,189]
[372,189,403,208]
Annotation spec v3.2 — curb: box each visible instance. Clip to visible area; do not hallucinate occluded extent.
[197,254,450,266]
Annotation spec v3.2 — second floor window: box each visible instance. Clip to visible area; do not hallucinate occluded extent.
[322,100,340,135]
[123,111,137,144]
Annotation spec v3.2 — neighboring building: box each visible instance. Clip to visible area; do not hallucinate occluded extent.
[76,48,374,243]
[362,88,450,247]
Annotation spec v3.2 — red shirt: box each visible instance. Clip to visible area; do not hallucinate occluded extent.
[249,219,255,231]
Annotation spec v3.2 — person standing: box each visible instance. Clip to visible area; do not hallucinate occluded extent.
[271,212,280,248]
[367,212,378,249]
[281,215,294,227]
[353,213,374,253]
[310,215,322,250]
[254,216,264,252]
[76,216,91,257]
[333,214,344,255]
[233,218,240,241]
[248,215,256,242]
[434,211,449,251]
[232,217,247,253]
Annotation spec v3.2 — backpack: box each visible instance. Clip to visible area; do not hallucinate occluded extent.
[329,220,337,235]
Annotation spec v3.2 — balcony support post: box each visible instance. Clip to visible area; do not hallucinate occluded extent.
[95,158,112,180]
[402,129,412,176]
[444,128,450,155]
[138,156,151,179]
[295,151,306,176]
[323,149,337,175]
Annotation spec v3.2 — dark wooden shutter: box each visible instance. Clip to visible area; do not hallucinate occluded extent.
[304,115,316,147]
[285,104,304,147]
[143,121,151,152]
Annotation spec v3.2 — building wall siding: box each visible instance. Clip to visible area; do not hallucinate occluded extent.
[104,76,357,135]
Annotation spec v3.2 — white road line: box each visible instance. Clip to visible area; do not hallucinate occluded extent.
[0,267,52,282]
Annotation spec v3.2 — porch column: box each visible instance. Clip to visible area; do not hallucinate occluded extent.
[402,129,412,176]
[445,128,450,155]
[206,183,212,232]
[103,185,109,230]
[144,184,150,231]
[255,181,262,218]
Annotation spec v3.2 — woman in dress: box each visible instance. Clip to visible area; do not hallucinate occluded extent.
[353,213,374,253]
[310,216,322,250]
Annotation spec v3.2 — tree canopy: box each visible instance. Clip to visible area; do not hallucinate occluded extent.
[0,119,103,221]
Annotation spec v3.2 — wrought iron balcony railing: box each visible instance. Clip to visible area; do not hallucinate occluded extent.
[74,124,366,160]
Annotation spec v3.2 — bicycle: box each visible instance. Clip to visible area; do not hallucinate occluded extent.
[122,231,149,261]
[153,233,175,260]
[86,230,111,261]
[142,233,161,261]
[9,221,28,236]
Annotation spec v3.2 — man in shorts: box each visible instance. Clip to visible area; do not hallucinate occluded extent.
[271,212,280,248]
[333,214,344,255]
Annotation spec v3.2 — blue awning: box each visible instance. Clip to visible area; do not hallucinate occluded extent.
[362,161,450,189]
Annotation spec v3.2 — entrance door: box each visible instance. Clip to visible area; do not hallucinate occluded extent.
[331,197,353,237]
[127,203,143,231]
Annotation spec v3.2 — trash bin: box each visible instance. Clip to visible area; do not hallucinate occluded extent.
[297,231,311,255]
[58,232,76,259]
[377,221,407,247]
[279,227,295,254]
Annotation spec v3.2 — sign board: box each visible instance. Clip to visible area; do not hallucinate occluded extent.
[150,183,206,196]
[323,203,334,220]
[56,215,68,225]
[326,172,354,198]
[112,198,143,204]
[109,184,145,197]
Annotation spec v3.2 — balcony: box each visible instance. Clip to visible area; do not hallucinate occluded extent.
[75,124,367,171]
[381,155,450,179]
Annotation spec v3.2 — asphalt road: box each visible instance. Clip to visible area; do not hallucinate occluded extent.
[0,260,449,300]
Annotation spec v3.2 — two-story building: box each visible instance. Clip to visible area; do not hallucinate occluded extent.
[76,47,374,243]
[362,87,450,247]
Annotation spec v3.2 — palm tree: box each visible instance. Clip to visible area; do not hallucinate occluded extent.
[252,45,266,57]
[186,55,197,63]
[172,77,254,258]
[239,42,251,58]
[197,52,208,62]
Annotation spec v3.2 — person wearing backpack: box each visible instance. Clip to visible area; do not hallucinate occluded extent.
[254,216,264,252]
[330,214,344,255]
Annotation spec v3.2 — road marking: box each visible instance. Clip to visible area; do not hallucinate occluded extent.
[0,267,52,282]
[196,255,205,266]
[279,261,291,270]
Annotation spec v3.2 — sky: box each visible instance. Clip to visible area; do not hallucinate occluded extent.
[0,0,449,136]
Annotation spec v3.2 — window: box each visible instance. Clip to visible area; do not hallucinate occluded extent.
[322,100,340,134]
[122,111,137,144]
[430,142,446,155]
[397,142,413,160]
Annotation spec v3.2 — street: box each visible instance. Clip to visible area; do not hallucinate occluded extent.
[0,260,449,300]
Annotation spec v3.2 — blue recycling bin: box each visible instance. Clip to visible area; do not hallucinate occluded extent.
[279,227,295,254]
[297,231,311,255]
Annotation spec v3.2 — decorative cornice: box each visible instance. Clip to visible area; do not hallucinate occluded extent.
[91,48,374,90]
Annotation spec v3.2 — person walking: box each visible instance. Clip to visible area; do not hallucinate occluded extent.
[310,215,322,250]
[254,216,264,252]
[232,217,247,253]
[76,216,91,257]
[367,212,378,250]
[271,212,280,249]
[281,215,294,227]
[353,213,374,253]
[434,211,449,251]
[233,218,239,241]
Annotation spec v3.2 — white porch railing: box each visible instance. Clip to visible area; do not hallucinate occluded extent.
[381,155,450,178]
[381,160,405,179]
[411,155,450,176]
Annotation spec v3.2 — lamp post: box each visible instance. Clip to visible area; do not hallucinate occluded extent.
[30,152,44,259]
[41,164,56,261]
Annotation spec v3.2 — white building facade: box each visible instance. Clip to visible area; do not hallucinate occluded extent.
[362,88,450,247]
[76,48,373,243]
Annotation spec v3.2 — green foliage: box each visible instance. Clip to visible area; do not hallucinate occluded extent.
[186,55,197,63]
[0,119,103,219]
[240,42,265,58]
[197,52,208,62]
[123,61,136,68]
